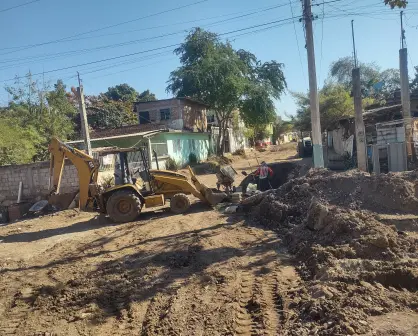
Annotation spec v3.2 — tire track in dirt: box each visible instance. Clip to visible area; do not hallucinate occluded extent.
[140,279,184,336]
[233,264,300,336]
[234,271,255,336]
[0,287,34,335]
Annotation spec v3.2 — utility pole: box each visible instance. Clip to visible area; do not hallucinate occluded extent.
[399,11,414,161]
[351,20,367,171]
[77,72,92,156]
[303,0,324,168]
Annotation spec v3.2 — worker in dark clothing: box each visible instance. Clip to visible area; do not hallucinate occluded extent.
[254,161,273,191]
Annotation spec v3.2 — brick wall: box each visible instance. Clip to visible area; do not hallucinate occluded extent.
[0,161,79,206]
[135,98,208,132]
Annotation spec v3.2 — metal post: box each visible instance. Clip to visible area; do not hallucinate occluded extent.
[352,68,367,171]
[303,0,324,167]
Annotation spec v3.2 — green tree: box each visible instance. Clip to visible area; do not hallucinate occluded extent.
[87,98,136,129]
[167,28,286,154]
[329,56,400,101]
[384,0,407,8]
[272,116,294,142]
[138,89,157,102]
[104,83,139,102]
[2,76,77,162]
[104,84,157,103]
[0,118,43,165]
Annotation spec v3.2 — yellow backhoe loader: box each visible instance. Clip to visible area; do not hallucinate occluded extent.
[49,137,225,223]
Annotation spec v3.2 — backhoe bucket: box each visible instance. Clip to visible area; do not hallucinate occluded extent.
[187,166,227,206]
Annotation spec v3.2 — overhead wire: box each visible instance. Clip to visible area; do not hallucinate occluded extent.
[0,0,40,13]
[289,0,307,84]
[3,0,417,86]
[1,2,294,52]
[0,0,211,56]
[318,0,325,84]
[0,2,297,69]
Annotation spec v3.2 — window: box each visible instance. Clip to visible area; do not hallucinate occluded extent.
[160,108,171,121]
[151,142,168,157]
[139,111,150,124]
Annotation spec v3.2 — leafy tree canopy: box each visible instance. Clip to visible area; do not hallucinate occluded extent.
[384,0,407,8]
[167,27,286,153]
[329,57,400,101]
[104,83,138,102]
[138,89,157,102]
[104,84,157,103]
[1,74,77,162]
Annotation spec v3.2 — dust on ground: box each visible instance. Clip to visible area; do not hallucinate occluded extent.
[0,144,417,335]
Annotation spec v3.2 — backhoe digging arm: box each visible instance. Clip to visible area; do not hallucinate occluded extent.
[49,137,99,210]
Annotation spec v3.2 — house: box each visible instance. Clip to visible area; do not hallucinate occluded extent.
[207,110,249,153]
[134,97,208,132]
[71,97,213,170]
[325,103,410,171]
[68,125,211,170]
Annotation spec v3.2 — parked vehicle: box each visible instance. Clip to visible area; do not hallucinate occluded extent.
[298,137,313,157]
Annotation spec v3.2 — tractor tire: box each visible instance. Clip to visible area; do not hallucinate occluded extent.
[106,190,142,223]
[170,193,191,214]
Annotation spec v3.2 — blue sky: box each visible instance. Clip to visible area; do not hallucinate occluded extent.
[1,0,417,117]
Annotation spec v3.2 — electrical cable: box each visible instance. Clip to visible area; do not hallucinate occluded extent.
[0,0,211,56]
[289,0,307,84]
[318,0,325,84]
[0,0,40,13]
[0,3,297,69]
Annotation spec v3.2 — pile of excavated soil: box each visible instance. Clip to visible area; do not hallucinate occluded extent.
[249,169,418,335]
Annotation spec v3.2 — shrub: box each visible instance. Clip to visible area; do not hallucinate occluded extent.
[165,157,179,171]
[189,152,198,165]
[232,148,246,157]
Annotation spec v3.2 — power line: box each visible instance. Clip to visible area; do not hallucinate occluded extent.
[3,2,407,84]
[1,3,292,52]
[0,0,210,56]
[0,16,303,83]
[289,0,306,84]
[0,0,40,13]
[318,0,325,84]
[0,3,296,69]
[0,44,179,83]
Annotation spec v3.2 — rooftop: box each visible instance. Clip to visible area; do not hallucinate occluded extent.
[134,97,210,107]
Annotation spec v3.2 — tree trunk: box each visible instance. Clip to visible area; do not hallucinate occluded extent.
[215,111,224,155]
[221,121,228,154]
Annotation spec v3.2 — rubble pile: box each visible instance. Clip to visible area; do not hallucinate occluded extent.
[249,169,418,335]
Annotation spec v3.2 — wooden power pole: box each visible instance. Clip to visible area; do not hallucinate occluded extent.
[399,11,414,161]
[77,72,92,156]
[351,21,367,171]
[303,0,324,168]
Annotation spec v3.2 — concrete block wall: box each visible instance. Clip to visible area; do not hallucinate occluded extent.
[0,161,79,206]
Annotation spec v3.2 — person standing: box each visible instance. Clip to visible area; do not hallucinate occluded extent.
[254,161,273,191]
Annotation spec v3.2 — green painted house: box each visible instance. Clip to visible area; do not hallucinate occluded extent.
[68,124,211,170]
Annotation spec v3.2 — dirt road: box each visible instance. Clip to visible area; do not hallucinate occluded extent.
[0,145,416,335]
[0,146,303,336]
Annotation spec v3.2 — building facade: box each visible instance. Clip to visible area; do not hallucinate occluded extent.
[134,98,208,132]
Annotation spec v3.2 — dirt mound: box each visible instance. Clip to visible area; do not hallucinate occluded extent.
[250,168,418,335]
